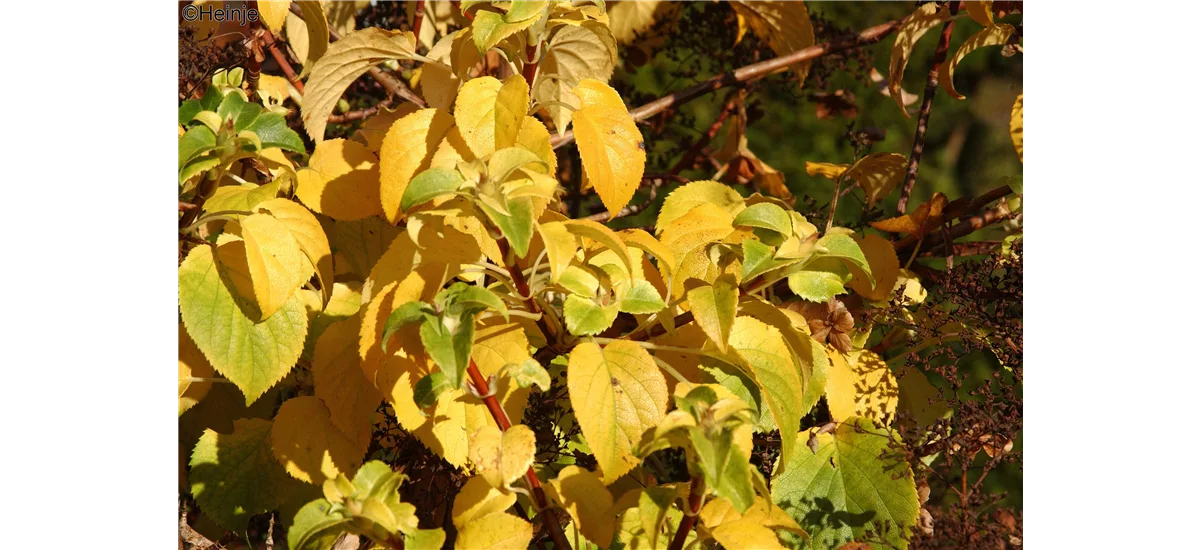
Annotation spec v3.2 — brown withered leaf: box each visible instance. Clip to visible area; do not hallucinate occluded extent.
[812,90,858,120]
[795,298,854,354]
[870,192,948,238]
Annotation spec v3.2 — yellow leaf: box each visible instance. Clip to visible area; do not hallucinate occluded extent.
[255,198,334,306]
[468,424,537,489]
[655,180,746,234]
[940,24,1016,99]
[571,79,646,217]
[379,108,457,223]
[659,202,736,273]
[1011,93,1023,162]
[179,323,214,415]
[608,1,680,44]
[533,21,618,133]
[452,476,517,529]
[297,139,384,221]
[241,213,310,320]
[454,75,527,159]
[843,152,908,209]
[547,465,617,548]
[270,396,365,484]
[687,275,739,353]
[870,192,948,237]
[258,0,292,31]
[568,341,669,484]
[563,219,634,279]
[825,350,898,425]
[731,1,815,89]
[804,162,847,180]
[846,234,901,302]
[652,324,708,394]
[312,317,380,451]
[330,217,403,280]
[454,512,533,550]
[620,228,676,280]
[964,1,994,26]
[352,103,420,153]
[727,316,806,468]
[515,115,558,175]
[302,28,417,142]
[888,3,951,115]
[284,1,330,79]
[472,319,534,376]
[536,221,579,283]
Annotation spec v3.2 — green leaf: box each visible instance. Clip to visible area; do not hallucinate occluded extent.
[741,239,801,282]
[419,317,474,390]
[617,279,666,314]
[689,427,754,514]
[771,417,920,549]
[503,359,551,391]
[471,9,538,53]
[815,233,873,286]
[479,196,535,257]
[686,275,739,353]
[382,302,434,353]
[440,283,509,320]
[413,372,453,410]
[190,418,294,530]
[248,113,305,153]
[218,91,263,132]
[487,147,547,183]
[199,85,223,111]
[733,203,792,236]
[179,99,203,126]
[288,499,352,550]
[179,244,307,405]
[401,168,466,212]
[564,294,619,336]
[180,155,222,184]
[179,125,217,170]
[787,257,851,302]
[405,528,447,549]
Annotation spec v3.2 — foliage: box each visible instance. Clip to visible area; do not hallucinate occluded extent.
[179,2,1022,548]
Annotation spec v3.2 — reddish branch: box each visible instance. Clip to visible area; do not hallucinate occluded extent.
[667,476,706,550]
[465,360,569,550]
[895,1,961,214]
[894,183,1017,258]
[328,99,395,124]
[550,19,903,149]
[521,44,539,88]
[412,0,426,41]
[668,97,738,175]
[259,29,304,94]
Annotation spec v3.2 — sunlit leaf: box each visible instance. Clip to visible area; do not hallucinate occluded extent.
[940,24,1016,99]
[190,418,294,530]
[468,423,537,488]
[888,3,950,115]
[571,79,646,217]
[454,75,527,158]
[302,28,417,141]
[546,465,617,547]
[1011,93,1023,162]
[297,139,384,221]
[271,396,366,484]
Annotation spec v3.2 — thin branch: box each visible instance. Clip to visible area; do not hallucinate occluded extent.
[465,360,570,550]
[895,2,961,214]
[328,99,395,124]
[259,28,304,94]
[893,183,1015,253]
[582,175,675,222]
[412,1,426,43]
[669,96,738,175]
[668,476,705,550]
[550,19,902,149]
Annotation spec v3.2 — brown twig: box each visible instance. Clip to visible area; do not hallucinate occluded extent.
[259,29,304,94]
[245,2,264,93]
[897,204,1015,260]
[892,183,1014,252]
[582,175,677,222]
[895,2,961,214]
[550,19,902,149]
[465,360,570,550]
[289,2,427,108]
[412,0,426,41]
[327,99,395,124]
[668,96,738,175]
[668,476,706,550]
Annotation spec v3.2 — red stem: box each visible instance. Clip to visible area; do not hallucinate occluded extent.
[668,476,705,550]
[413,1,426,39]
[521,44,538,88]
[259,29,304,94]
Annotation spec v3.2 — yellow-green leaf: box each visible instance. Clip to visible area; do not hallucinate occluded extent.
[547,465,617,548]
[536,221,579,283]
[454,512,533,549]
[568,341,669,484]
[727,316,805,470]
[241,213,310,320]
[258,1,292,31]
[454,75,527,159]
[379,108,457,223]
[656,180,746,234]
[571,78,646,217]
[563,219,634,278]
[888,3,950,115]
[302,28,417,142]
[271,396,366,484]
[297,139,384,221]
[467,423,537,488]
[451,476,517,529]
[1011,93,1023,162]
[659,202,736,274]
[940,24,1016,99]
[190,418,294,530]
[179,244,307,405]
[255,198,334,306]
[825,350,898,425]
[470,8,539,53]
[687,275,739,353]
